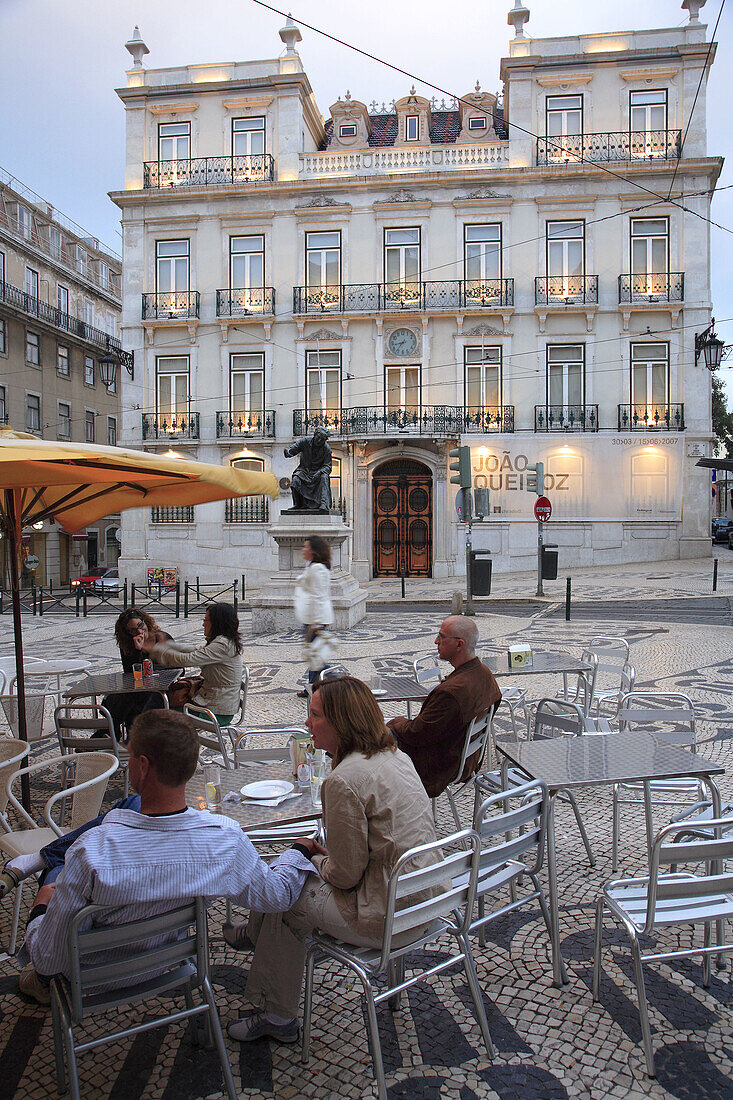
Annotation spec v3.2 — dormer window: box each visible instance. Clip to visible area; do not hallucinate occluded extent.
[468,116,487,131]
[339,123,357,138]
[406,115,419,142]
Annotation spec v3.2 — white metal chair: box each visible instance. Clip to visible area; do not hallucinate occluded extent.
[556,651,598,716]
[0,751,118,953]
[0,738,30,833]
[301,829,494,1100]
[593,819,733,1077]
[412,653,443,688]
[54,703,129,795]
[612,691,701,870]
[184,670,250,766]
[434,707,496,832]
[0,681,52,742]
[50,897,236,1100]
[585,636,631,716]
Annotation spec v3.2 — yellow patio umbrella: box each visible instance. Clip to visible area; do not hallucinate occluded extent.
[0,426,278,800]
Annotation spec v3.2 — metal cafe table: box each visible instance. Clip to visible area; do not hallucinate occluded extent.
[64,668,182,706]
[187,760,322,834]
[484,652,591,680]
[305,676,430,716]
[496,732,725,987]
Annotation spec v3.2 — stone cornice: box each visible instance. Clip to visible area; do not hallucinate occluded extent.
[147,102,199,115]
[222,96,275,110]
[620,67,679,82]
[536,73,594,87]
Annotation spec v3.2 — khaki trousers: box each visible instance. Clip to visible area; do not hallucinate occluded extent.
[244,877,380,1020]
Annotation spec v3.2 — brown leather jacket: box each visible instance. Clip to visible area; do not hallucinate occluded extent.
[388,657,502,797]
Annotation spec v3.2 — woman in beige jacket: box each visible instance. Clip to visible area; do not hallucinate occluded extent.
[226,676,441,1044]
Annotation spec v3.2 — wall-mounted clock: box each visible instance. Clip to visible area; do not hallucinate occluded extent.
[387,327,419,357]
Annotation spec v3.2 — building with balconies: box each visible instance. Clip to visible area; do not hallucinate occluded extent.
[112,4,720,586]
[0,166,131,586]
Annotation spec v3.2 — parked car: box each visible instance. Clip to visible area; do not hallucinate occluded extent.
[712,517,733,544]
[71,566,120,590]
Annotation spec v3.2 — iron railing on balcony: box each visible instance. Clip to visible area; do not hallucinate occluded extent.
[216,410,276,439]
[617,403,685,431]
[151,506,195,523]
[0,208,121,297]
[536,130,682,166]
[292,279,514,315]
[142,412,200,441]
[535,275,599,306]
[293,409,344,436]
[225,497,270,524]
[142,292,200,321]
[462,406,515,433]
[216,288,275,317]
[0,279,129,365]
[618,273,684,304]
[535,405,599,432]
[143,155,274,189]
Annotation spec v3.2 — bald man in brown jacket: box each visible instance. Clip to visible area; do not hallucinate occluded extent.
[388,616,502,798]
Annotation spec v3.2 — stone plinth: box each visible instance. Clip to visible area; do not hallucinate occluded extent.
[250,511,368,635]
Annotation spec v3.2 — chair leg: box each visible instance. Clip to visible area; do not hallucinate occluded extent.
[8,880,23,955]
[301,946,316,1064]
[531,873,569,985]
[431,797,437,825]
[592,897,604,1001]
[50,984,66,1095]
[565,791,595,867]
[506,701,518,738]
[445,789,462,833]
[387,958,404,1011]
[361,980,387,1100]
[201,975,238,1100]
[702,923,712,987]
[458,932,495,1060]
[629,935,655,1077]
[60,1003,81,1100]
[612,785,620,872]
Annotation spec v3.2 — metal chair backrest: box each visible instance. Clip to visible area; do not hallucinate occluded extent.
[66,898,205,1021]
[183,704,233,768]
[533,698,585,739]
[5,751,118,834]
[453,707,495,784]
[233,727,307,766]
[642,819,733,933]
[315,665,350,685]
[229,668,250,727]
[413,653,443,687]
[618,691,696,750]
[588,636,630,691]
[0,738,29,823]
[54,703,122,761]
[0,691,48,742]
[562,651,598,711]
[0,670,6,695]
[379,829,480,971]
[473,779,548,880]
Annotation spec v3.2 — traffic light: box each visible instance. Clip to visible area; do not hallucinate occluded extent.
[449,445,472,490]
[474,487,490,519]
[526,461,544,495]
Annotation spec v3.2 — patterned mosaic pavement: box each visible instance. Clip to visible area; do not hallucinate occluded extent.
[0,578,731,1099]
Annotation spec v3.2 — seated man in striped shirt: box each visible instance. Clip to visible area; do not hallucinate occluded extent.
[14,710,322,1004]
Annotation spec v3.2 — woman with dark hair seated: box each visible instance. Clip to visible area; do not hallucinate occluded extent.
[101,608,174,736]
[141,601,243,725]
[224,675,441,1044]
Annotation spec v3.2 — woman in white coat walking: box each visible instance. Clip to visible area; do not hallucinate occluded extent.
[294,536,334,697]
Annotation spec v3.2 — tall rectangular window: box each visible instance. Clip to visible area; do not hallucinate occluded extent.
[232,117,265,156]
[230,235,265,310]
[76,245,88,277]
[630,90,667,135]
[17,205,31,239]
[546,221,585,299]
[57,284,69,315]
[85,410,95,443]
[49,225,62,260]
[464,224,501,286]
[630,217,669,295]
[107,416,117,447]
[0,386,6,422]
[465,346,501,410]
[85,356,95,386]
[83,300,94,328]
[384,228,420,307]
[405,115,419,141]
[99,261,110,291]
[547,345,584,410]
[158,122,190,162]
[106,311,117,337]
[545,95,583,159]
[26,394,40,432]
[631,343,669,414]
[386,364,420,418]
[26,332,40,365]
[57,345,70,376]
[156,356,190,422]
[0,318,5,355]
[0,250,4,284]
[25,266,39,302]
[306,350,341,420]
[156,240,189,309]
[305,231,341,309]
[230,353,264,424]
[58,402,71,439]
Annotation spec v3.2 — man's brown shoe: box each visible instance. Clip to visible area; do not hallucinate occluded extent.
[18,965,51,1005]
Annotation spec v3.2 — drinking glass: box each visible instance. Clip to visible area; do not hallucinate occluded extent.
[309,750,326,809]
[371,674,382,692]
[132,663,143,684]
[204,763,222,810]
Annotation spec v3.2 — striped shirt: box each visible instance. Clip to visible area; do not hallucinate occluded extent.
[23,807,315,980]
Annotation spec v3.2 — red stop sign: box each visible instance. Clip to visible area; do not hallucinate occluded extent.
[534,496,552,522]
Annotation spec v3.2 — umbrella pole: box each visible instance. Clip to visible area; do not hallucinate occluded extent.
[6,490,31,810]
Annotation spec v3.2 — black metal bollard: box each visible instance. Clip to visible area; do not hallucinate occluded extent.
[32,585,37,616]
[196,576,200,601]
[131,582,136,607]
[400,569,406,599]
[82,590,88,618]
[50,579,53,595]
[184,582,189,618]
[175,581,180,618]
[241,573,246,602]
[75,589,80,617]
[39,587,43,616]
[123,579,128,609]
[565,576,571,621]
[233,579,238,612]
[713,558,719,592]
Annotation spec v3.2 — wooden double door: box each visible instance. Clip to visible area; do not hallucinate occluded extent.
[372,460,432,577]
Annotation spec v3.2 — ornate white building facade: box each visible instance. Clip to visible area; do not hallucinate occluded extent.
[112,5,721,587]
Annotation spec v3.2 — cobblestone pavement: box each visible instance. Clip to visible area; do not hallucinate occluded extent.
[0,587,731,1099]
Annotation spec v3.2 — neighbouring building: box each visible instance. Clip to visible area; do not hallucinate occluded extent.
[112,2,720,588]
[0,167,130,587]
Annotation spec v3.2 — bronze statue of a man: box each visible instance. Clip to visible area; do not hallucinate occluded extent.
[284,427,333,512]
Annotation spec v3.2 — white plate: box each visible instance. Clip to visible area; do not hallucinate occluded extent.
[372,688,388,698]
[241,780,294,800]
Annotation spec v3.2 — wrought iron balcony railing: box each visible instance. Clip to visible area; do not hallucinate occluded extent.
[618,273,684,304]
[293,409,344,436]
[0,279,130,367]
[216,410,276,439]
[535,275,599,306]
[216,288,275,317]
[143,155,274,188]
[151,506,195,523]
[0,208,121,297]
[536,130,682,166]
[462,406,515,433]
[535,405,599,432]
[142,291,200,320]
[292,279,514,315]
[617,403,685,432]
[225,497,270,524]
[294,405,515,438]
[142,412,200,440]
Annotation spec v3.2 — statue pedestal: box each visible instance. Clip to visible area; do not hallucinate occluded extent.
[250,512,368,635]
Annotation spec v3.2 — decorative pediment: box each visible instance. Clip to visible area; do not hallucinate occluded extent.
[303,194,342,208]
[307,328,340,341]
[385,189,418,203]
[464,322,504,337]
[464,186,502,200]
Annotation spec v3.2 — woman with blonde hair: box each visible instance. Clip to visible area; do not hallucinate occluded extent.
[225,676,441,1044]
